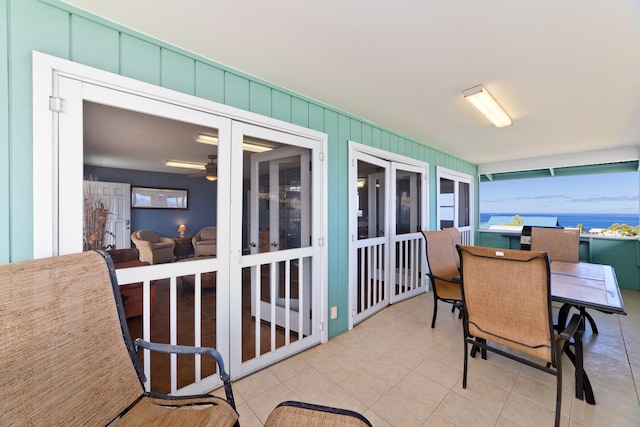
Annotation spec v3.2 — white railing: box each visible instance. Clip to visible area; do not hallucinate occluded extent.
[393,234,425,300]
[115,258,221,395]
[355,238,387,317]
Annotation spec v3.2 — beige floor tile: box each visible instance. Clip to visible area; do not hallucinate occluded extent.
[433,390,500,427]
[267,355,311,382]
[511,374,572,416]
[453,374,510,412]
[494,415,526,427]
[570,382,640,427]
[362,409,393,427]
[567,418,590,427]
[313,353,362,383]
[500,393,568,427]
[223,290,640,427]
[370,372,449,426]
[234,402,262,427]
[234,368,282,401]
[245,382,299,424]
[463,356,520,391]
[422,413,459,427]
[362,353,414,385]
[283,366,335,402]
[313,384,368,414]
[414,355,464,389]
[339,368,394,407]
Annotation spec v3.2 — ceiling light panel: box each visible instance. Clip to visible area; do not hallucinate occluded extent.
[463,85,512,128]
[196,133,273,153]
[165,160,205,170]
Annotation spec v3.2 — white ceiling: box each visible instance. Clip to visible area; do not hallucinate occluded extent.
[65,0,640,172]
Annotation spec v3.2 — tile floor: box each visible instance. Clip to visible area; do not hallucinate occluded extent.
[217,289,640,426]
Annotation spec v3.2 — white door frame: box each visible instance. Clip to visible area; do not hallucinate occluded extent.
[233,123,322,377]
[348,141,429,329]
[389,161,428,304]
[436,166,475,245]
[32,52,329,388]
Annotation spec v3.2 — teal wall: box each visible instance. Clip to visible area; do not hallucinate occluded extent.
[1,0,476,337]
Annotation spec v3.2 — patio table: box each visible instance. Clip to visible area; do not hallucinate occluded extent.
[550,261,627,405]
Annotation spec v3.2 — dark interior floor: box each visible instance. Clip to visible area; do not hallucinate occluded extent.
[124,274,300,394]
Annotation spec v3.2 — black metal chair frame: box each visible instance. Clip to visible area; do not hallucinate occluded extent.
[422,231,463,328]
[100,251,240,426]
[458,246,593,427]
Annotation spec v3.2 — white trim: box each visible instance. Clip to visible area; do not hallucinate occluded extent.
[32,51,326,141]
[31,51,329,385]
[436,166,474,244]
[348,141,430,170]
[478,146,640,176]
[347,140,429,329]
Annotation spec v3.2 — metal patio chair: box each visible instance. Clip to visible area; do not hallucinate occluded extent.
[530,226,600,333]
[422,230,463,328]
[457,245,588,427]
[0,250,238,426]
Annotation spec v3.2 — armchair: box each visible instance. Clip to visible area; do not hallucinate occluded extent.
[193,226,217,258]
[131,229,175,264]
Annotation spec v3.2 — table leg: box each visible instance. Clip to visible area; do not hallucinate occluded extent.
[564,314,596,405]
[556,303,572,331]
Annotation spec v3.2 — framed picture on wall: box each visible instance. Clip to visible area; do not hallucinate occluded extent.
[131,186,188,209]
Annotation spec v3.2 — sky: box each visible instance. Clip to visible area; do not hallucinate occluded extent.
[480,172,639,214]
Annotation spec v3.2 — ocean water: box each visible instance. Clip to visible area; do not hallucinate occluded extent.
[480,213,639,231]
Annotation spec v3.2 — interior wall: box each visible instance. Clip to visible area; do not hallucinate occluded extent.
[84,165,217,240]
[4,0,476,337]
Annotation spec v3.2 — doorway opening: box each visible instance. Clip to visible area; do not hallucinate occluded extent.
[349,142,428,327]
[33,51,327,394]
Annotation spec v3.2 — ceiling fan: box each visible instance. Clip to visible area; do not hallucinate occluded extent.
[184,154,217,181]
[165,153,219,180]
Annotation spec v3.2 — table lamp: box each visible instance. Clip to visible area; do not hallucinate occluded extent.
[178,224,187,238]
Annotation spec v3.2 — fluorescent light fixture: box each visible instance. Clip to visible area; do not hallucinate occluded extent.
[165,160,205,170]
[463,85,512,128]
[195,134,218,145]
[242,143,272,153]
[196,133,273,153]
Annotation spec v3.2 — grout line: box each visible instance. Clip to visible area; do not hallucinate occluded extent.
[618,313,640,404]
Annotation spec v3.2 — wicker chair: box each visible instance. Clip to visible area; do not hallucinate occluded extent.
[131,229,175,264]
[421,230,462,328]
[457,245,588,427]
[193,226,217,258]
[0,251,238,426]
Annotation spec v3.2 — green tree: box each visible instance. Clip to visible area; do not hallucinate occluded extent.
[606,223,639,237]
[503,215,524,226]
